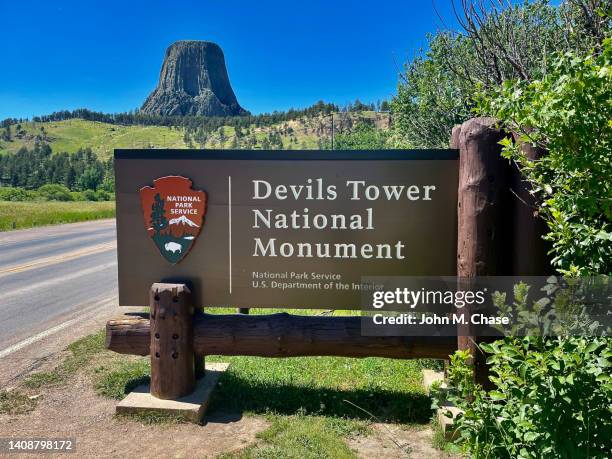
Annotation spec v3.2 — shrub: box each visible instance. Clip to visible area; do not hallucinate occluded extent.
[95,190,112,201]
[478,39,612,275]
[37,184,74,201]
[322,121,390,150]
[391,0,607,147]
[82,189,98,201]
[437,338,612,458]
[0,186,36,201]
[70,191,86,201]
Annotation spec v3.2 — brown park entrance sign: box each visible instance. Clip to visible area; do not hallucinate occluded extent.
[115,149,458,309]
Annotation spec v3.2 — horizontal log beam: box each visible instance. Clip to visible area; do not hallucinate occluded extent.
[106,313,457,360]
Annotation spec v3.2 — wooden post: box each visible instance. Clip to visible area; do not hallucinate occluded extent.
[457,117,512,388]
[511,136,550,275]
[150,283,196,399]
[450,124,462,151]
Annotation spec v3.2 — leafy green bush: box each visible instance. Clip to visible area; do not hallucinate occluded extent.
[437,338,612,458]
[68,190,112,201]
[391,32,474,147]
[70,191,86,201]
[391,0,606,147]
[95,190,112,201]
[478,39,612,275]
[0,186,35,201]
[37,184,74,201]
[323,122,390,150]
[82,189,98,201]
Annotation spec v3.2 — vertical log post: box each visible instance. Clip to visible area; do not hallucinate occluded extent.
[150,283,196,399]
[457,117,512,388]
[511,137,551,275]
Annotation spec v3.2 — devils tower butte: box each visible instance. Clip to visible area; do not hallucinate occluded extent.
[141,41,247,116]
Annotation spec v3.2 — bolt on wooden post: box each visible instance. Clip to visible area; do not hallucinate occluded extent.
[150,283,196,399]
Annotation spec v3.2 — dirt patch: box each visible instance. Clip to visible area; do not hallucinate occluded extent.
[347,423,458,459]
[0,371,268,458]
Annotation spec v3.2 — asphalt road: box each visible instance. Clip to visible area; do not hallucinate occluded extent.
[0,219,117,358]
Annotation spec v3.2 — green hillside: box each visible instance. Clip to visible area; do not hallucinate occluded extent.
[0,111,390,159]
[0,119,186,159]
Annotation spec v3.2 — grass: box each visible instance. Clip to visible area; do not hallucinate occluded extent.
[93,358,150,399]
[92,353,433,423]
[0,119,187,160]
[204,355,431,424]
[0,201,115,231]
[23,330,107,389]
[222,413,367,459]
[0,390,38,415]
[430,419,464,455]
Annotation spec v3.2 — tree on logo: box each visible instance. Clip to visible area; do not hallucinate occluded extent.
[150,193,168,234]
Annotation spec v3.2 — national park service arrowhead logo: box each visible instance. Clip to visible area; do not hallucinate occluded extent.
[140,176,207,264]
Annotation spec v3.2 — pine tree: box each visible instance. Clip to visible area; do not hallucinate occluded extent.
[1,125,11,141]
[150,194,168,233]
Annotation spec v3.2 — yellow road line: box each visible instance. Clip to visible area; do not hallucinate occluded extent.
[0,242,116,276]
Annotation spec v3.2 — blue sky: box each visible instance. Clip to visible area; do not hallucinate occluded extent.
[0,0,459,119]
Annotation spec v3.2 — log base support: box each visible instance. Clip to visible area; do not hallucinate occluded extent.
[106,313,457,360]
[116,362,229,423]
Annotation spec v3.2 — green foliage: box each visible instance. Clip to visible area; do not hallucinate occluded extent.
[95,189,112,201]
[391,33,474,147]
[491,277,611,336]
[2,125,11,141]
[323,122,390,150]
[78,165,104,191]
[81,189,97,201]
[437,338,612,458]
[37,184,74,201]
[478,39,612,275]
[0,186,112,202]
[0,186,35,201]
[391,0,608,148]
[100,175,115,193]
[0,144,113,192]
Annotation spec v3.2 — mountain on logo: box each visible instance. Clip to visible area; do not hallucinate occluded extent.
[169,215,199,227]
[161,215,200,239]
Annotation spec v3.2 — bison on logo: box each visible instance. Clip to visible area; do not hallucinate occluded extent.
[140,176,207,264]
